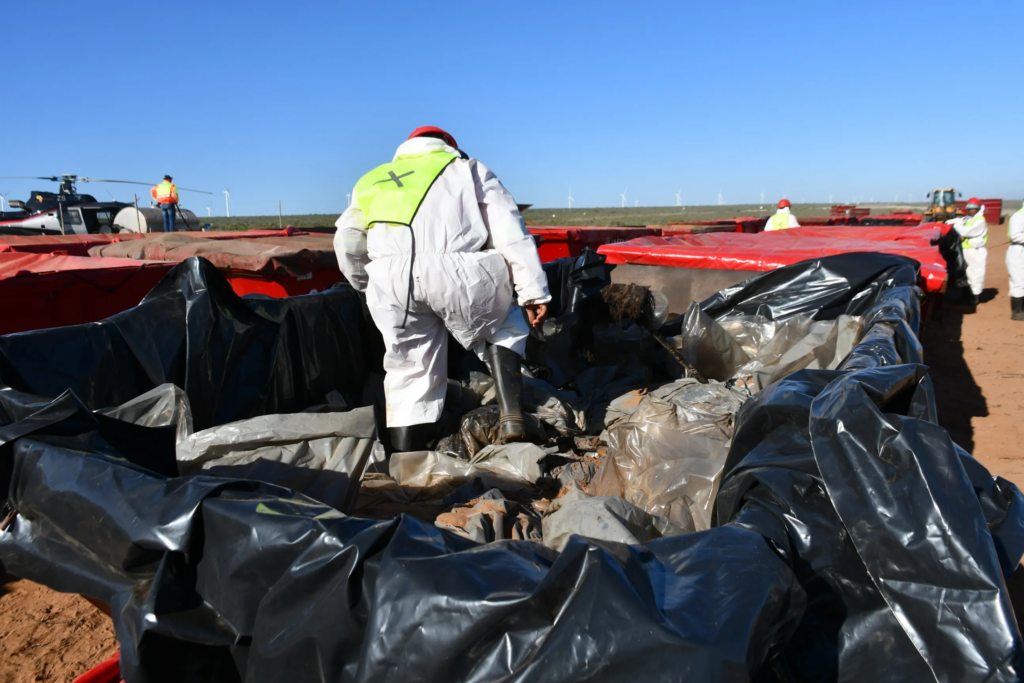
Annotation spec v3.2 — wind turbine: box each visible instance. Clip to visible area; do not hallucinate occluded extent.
[206,204,212,217]
[568,189,574,209]
[346,192,351,208]
[634,199,639,208]
[224,188,231,218]
[620,189,627,208]
[717,188,723,206]
[0,190,8,212]
[675,189,682,207]
[760,189,765,205]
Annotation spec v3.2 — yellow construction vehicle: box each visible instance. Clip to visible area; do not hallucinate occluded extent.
[923,188,963,223]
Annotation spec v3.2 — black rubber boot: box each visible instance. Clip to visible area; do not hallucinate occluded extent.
[1012,297,1024,322]
[388,423,433,453]
[486,344,526,443]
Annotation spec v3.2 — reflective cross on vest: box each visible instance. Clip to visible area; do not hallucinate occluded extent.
[375,170,415,188]
[354,151,458,227]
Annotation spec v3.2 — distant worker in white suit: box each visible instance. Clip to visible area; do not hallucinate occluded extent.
[1007,200,1024,321]
[765,199,800,231]
[334,126,551,453]
[947,197,988,306]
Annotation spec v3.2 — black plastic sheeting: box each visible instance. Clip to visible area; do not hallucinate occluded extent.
[1,253,1022,682]
[0,257,383,432]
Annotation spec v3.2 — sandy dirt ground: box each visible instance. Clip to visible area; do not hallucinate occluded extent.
[1,228,1023,680]
[923,233,1024,483]
[0,571,116,682]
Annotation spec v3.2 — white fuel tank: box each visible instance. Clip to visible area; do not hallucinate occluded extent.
[113,206,200,233]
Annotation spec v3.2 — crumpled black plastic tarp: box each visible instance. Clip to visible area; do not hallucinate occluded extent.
[933,226,970,290]
[670,251,921,330]
[1,252,1022,682]
[0,257,383,432]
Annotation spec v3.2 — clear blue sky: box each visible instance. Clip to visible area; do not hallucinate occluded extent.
[4,1,1021,215]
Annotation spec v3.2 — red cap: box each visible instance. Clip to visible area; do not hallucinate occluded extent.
[966,197,981,207]
[778,199,791,209]
[407,126,458,149]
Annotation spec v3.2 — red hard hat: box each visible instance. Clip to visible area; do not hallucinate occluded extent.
[407,126,458,149]
[966,197,981,207]
[778,199,791,209]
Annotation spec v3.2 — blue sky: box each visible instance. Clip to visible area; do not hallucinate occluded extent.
[3,1,1021,215]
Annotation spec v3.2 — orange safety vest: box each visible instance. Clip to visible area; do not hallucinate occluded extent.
[151,181,178,204]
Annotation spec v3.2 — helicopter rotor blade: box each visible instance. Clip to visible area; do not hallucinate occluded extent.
[77,178,152,187]
[0,176,60,182]
[79,178,213,194]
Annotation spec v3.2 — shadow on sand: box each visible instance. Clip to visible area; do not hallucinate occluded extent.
[921,295,991,454]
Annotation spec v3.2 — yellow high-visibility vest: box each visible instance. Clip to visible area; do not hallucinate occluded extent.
[768,211,790,231]
[353,152,457,228]
[961,213,987,250]
[151,181,178,204]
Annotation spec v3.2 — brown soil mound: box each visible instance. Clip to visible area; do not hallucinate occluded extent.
[601,283,653,325]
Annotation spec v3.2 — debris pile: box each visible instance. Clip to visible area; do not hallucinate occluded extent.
[0,252,1021,681]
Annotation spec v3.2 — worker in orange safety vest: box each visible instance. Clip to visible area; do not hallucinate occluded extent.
[150,175,179,232]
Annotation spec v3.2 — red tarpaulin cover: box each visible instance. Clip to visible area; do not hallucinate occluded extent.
[597,230,948,292]
[527,226,661,261]
[0,252,167,279]
[0,252,175,335]
[87,233,338,278]
[0,228,310,257]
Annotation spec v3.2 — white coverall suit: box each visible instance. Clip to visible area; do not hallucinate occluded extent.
[334,137,551,427]
[764,207,800,231]
[1007,204,1024,299]
[948,207,988,296]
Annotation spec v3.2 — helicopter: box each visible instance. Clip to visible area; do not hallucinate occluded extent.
[0,174,211,236]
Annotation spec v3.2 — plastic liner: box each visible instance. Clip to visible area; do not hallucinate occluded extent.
[679,251,922,328]
[591,378,746,532]
[0,417,804,682]
[717,365,1024,682]
[669,303,862,389]
[96,383,193,444]
[1,252,1023,681]
[0,257,383,432]
[434,488,542,543]
[541,488,668,551]
[177,407,380,514]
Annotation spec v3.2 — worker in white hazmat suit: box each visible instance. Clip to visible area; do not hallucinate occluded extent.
[947,197,987,306]
[1007,200,1024,321]
[764,199,800,231]
[334,126,551,452]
